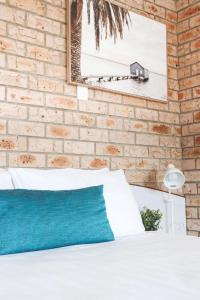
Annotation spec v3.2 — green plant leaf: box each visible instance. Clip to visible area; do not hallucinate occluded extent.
[140,207,162,231]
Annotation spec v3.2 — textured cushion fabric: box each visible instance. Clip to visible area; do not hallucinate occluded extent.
[0,171,14,189]
[8,168,109,190]
[0,186,114,255]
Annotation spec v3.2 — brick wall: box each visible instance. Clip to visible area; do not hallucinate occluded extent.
[0,0,182,192]
[1,0,199,235]
[177,0,200,236]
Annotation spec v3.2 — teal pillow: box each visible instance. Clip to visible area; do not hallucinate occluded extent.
[0,186,114,255]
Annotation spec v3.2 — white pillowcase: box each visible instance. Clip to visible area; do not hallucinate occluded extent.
[77,169,144,237]
[0,170,14,189]
[9,168,144,237]
[8,168,109,190]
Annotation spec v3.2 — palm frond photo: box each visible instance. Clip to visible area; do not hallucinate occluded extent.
[70,0,167,101]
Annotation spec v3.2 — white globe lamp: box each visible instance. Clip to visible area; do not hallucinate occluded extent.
[163,164,185,233]
[163,164,185,191]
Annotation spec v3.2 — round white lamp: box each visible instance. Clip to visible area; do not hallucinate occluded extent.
[163,164,185,233]
[163,164,185,191]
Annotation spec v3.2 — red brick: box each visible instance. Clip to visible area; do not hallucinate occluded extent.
[166,10,177,22]
[180,112,193,124]
[178,66,191,79]
[177,0,189,11]
[65,112,95,127]
[155,0,176,11]
[64,141,94,155]
[47,125,78,139]
[96,143,123,156]
[177,19,190,33]
[194,111,200,122]
[144,2,166,18]
[195,136,200,145]
[9,153,45,168]
[111,157,135,170]
[182,159,195,170]
[192,62,200,76]
[167,44,177,56]
[179,52,200,67]
[46,94,77,110]
[190,14,200,27]
[178,43,190,56]
[183,147,200,158]
[191,39,200,52]
[186,207,198,218]
[124,120,147,132]
[178,27,200,44]
[178,3,200,20]
[168,33,178,45]
[166,21,176,33]
[81,157,109,169]
[96,116,123,130]
[182,123,200,136]
[193,87,200,98]
[48,155,79,168]
[179,75,200,89]
[178,89,192,101]
[182,136,194,148]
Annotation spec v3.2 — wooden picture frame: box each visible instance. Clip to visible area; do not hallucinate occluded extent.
[67,0,168,102]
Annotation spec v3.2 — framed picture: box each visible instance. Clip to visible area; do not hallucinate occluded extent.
[68,0,167,102]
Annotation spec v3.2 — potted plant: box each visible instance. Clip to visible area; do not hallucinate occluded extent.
[141,207,162,231]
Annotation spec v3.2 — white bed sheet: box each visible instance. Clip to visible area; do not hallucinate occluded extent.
[0,233,200,300]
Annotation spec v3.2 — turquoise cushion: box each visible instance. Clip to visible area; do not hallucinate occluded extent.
[0,186,114,255]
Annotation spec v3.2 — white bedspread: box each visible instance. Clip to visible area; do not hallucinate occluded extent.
[0,233,200,300]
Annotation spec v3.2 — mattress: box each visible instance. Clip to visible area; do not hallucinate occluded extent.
[0,233,200,300]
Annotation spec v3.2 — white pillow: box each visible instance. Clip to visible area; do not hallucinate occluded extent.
[9,168,144,237]
[107,171,144,236]
[8,167,109,190]
[59,169,145,237]
[0,170,14,189]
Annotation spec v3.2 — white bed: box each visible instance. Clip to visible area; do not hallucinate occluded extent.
[0,168,199,299]
[1,232,200,300]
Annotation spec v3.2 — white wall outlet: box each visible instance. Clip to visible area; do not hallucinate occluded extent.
[77,86,88,101]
